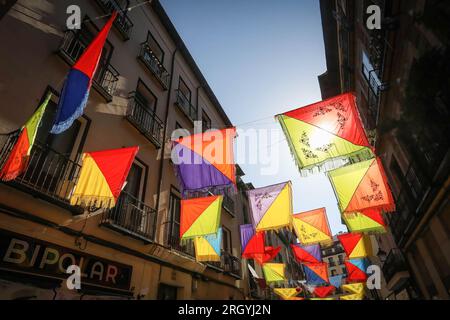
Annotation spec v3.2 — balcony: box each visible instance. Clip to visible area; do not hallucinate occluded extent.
[93,0,134,40]
[222,193,235,216]
[175,90,198,123]
[58,30,120,102]
[166,226,195,257]
[100,192,157,244]
[138,43,170,90]
[0,133,84,215]
[390,129,449,247]
[126,92,164,149]
[208,251,242,279]
[382,249,410,291]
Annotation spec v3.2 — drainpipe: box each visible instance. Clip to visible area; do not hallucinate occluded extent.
[154,47,178,240]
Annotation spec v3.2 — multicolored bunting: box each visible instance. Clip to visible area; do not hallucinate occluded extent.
[304,263,329,285]
[291,243,322,264]
[194,228,222,262]
[248,181,293,232]
[345,259,369,283]
[329,275,344,289]
[240,225,280,265]
[342,283,365,295]
[313,286,335,298]
[180,195,222,240]
[273,288,299,300]
[277,93,373,176]
[51,12,118,134]
[338,233,373,259]
[0,93,52,181]
[342,209,386,233]
[328,157,395,214]
[340,293,365,300]
[70,146,138,208]
[172,128,236,196]
[293,208,332,245]
[262,263,286,283]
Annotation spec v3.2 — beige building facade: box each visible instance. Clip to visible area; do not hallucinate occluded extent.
[0,0,257,300]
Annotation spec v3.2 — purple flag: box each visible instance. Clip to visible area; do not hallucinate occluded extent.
[247,182,288,228]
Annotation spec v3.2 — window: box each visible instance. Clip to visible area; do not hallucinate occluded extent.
[146,32,164,64]
[168,190,181,246]
[178,77,191,102]
[222,226,232,254]
[201,110,211,132]
[123,162,144,200]
[36,89,88,159]
[362,50,383,95]
[157,284,177,300]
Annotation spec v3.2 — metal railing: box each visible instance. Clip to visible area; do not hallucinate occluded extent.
[59,30,119,100]
[382,249,408,284]
[0,133,83,213]
[175,90,198,123]
[138,43,170,89]
[222,193,235,215]
[166,224,195,257]
[101,192,157,243]
[93,0,134,39]
[126,92,164,148]
[208,251,241,278]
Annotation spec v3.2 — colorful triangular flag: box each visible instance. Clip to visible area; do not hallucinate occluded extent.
[51,12,118,134]
[248,181,293,232]
[0,93,52,181]
[345,259,369,283]
[328,157,395,214]
[291,243,322,264]
[273,288,299,300]
[262,263,286,283]
[313,286,335,298]
[70,146,139,208]
[338,233,373,259]
[277,93,373,176]
[293,208,332,245]
[180,195,222,240]
[172,128,236,196]
[194,228,222,262]
[304,263,329,285]
[342,209,386,233]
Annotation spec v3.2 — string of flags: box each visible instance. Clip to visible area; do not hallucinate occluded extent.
[0,11,398,301]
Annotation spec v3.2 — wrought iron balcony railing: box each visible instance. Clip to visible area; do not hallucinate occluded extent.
[138,43,170,89]
[0,133,83,215]
[382,249,408,284]
[59,30,120,101]
[126,92,164,149]
[93,0,134,40]
[208,251,242,279]
[101,192,157,243]
[166,225,195,257]
[175,90,198,123]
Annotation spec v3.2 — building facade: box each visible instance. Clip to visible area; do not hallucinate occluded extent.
[0,0,257,300]
[319,0,450,300]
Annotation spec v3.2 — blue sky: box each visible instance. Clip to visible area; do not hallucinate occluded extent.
[161,0,347,234]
